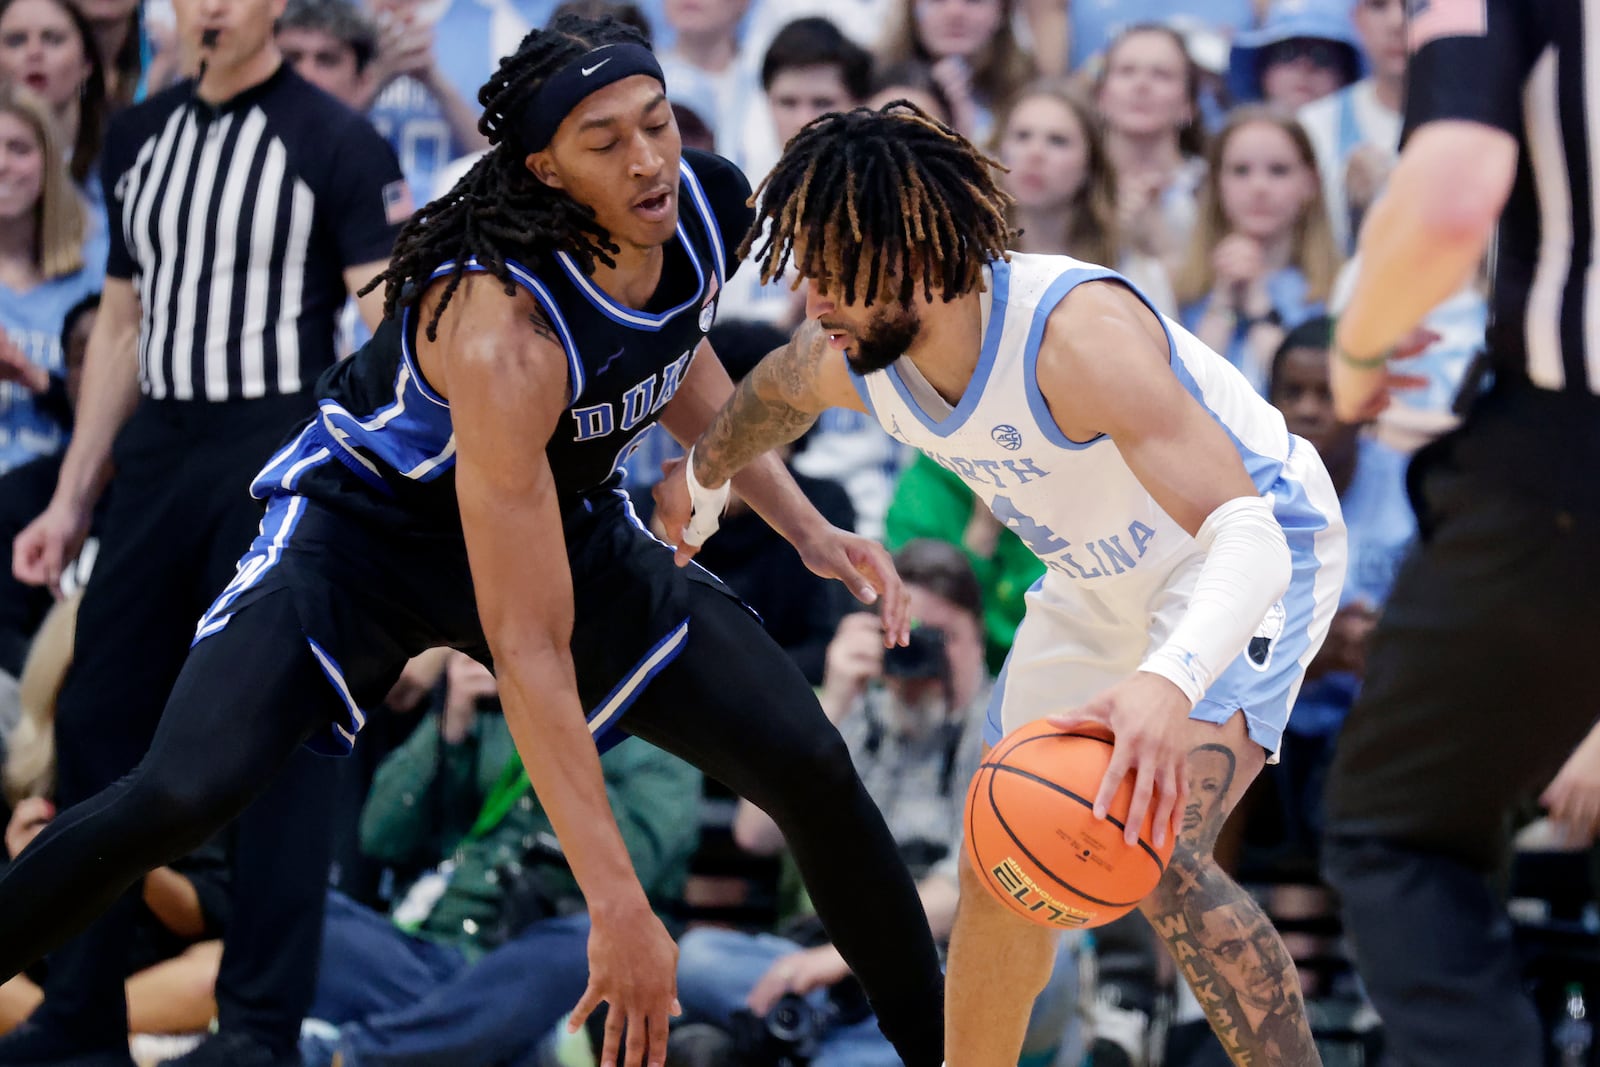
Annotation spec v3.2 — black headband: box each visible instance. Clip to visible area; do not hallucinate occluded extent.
[514,43,666,151]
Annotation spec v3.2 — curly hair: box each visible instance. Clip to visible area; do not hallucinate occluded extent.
[741,102,1016,307]
[364,13,648,339]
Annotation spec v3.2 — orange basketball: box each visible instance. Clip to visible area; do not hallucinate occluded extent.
[964,719,1176,929]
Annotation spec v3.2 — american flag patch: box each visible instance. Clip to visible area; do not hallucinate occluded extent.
[1407,0,1488,52]
[383,179,414,224]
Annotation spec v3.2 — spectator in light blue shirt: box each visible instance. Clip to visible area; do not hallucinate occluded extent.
[0,86,103,475]
[1177,106,1343,395]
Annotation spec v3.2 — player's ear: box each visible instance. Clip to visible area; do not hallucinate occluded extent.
[526,151,563,190]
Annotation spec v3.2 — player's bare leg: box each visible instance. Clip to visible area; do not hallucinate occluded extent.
[1139,712,1321,1066]
[945,850,1059,1067]
[945,741,1058,1067]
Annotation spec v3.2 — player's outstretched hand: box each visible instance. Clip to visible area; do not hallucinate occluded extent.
[569,907,680,1067]
[796,527,912,648]
[1049,673,1191,849]
[12,499,91,598]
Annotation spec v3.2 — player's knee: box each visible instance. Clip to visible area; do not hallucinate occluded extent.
[122,763,244,855]
[756,719,858,806]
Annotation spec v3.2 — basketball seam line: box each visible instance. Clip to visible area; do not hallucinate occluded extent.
[981,762,1169,875]
[984,769,1148,910]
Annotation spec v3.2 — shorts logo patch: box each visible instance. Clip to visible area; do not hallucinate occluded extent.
[1247,600,1287,672]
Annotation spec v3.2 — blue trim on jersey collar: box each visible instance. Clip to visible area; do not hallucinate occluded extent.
[1022,267,1113,450]
[1019,265,1180,451]
[881,258,1012,438]
[553,160,710,329]
[676,159,726,283]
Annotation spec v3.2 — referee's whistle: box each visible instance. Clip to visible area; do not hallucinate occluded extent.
[200,27,220,47]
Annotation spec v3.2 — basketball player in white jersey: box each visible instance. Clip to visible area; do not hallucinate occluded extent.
[655,104,1347,1067]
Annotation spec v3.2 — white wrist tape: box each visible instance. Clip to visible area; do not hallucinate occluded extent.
[1137,494,1291,707]
[682,445,731,548]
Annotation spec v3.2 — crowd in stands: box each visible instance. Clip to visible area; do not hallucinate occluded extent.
[3,0,1594,1064]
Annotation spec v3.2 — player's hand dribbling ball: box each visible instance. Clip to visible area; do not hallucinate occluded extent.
[964,720,1176,929]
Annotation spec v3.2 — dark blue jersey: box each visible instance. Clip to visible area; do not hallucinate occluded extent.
[255,149,754,532]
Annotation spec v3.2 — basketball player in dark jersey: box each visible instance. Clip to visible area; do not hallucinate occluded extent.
[0,16,946,1067]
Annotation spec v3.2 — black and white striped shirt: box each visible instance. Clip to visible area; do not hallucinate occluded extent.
[103,65,406,402]
[1405,0,1600,396]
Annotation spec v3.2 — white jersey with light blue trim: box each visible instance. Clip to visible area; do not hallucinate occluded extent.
[851,253,1339,602]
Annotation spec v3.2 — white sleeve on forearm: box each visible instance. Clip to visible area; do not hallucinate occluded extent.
[1137,495,1292,707]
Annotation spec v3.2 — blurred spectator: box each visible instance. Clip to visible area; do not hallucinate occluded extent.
[739,0,892,69]
[883,454,1043,673]
[1061,0,1259,74]
[1227,0,1362,111]
[672,98,715,150]
[0,292,93,707]
[864,58,953,122]
[760,15,870,146]
[0,593,230,1046]
[731,15,869,186]
[656,0,752,150]
[679,541,1083,1067]
[70,0,139,103]
[551,0,653,33]
[1095,23,1208,276]
[718,16,869,326]
[299,652,702,1067]
[1263,317,1411,857]
[993,78,1176,312]
[1177,106,1339,392]
[0,0,108,189]
[0,85,99,477]
[1296,0,1404,251]
[359,0,496,203]
[875,0,1033,143]
[276,0,379,108]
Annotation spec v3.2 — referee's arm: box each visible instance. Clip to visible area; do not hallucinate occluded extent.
[325,114,409,333]
[11,278,141,592]
[347,261,393,333]
[1332,0,1525,421]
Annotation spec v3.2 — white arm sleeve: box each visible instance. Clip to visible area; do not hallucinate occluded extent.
[1137,494,1292,707]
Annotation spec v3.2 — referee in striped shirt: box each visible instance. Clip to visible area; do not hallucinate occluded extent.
[7,0,405,1059]
[1321,2,1600,1065]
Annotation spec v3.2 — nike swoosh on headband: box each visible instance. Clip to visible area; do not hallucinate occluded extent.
[581,58,613,76]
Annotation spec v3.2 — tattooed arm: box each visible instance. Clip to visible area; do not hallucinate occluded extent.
[654,321,910,639]
[686,318,867,489]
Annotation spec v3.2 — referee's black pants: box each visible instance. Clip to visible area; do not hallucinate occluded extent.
[26,395,334,1056]
[1323,401,1600,1067]
[0,531,945,1066]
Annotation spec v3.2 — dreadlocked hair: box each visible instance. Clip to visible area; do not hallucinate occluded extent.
[364,14,648,340]
[741,102,1017,307]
